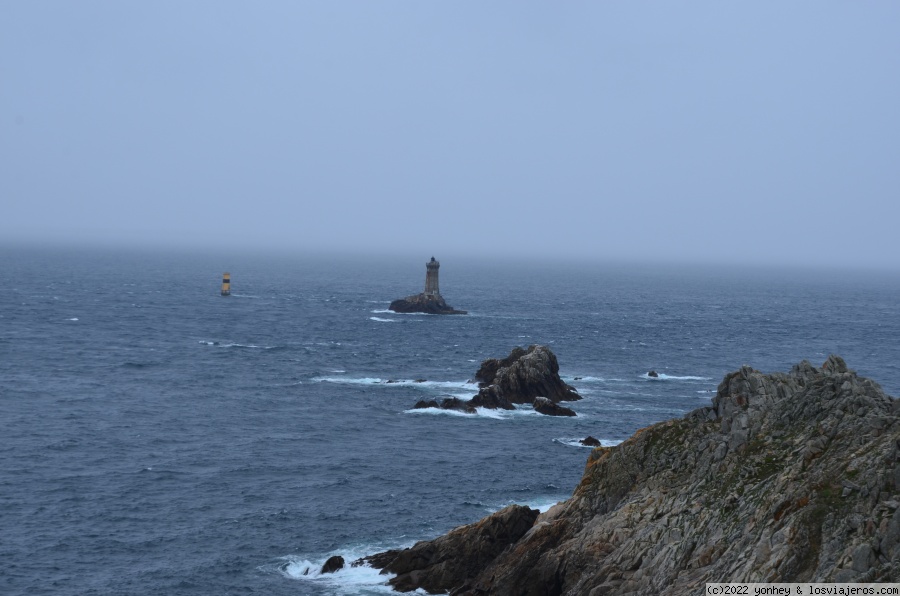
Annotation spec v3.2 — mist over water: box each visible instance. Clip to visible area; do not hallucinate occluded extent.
[2,248,898,595]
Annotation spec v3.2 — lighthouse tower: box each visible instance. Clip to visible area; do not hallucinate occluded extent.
[424,257,440,296]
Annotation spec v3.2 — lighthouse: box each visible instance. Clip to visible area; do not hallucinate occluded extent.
[388,256,466,314]
[221,272,231,296]
[424,257,440,296]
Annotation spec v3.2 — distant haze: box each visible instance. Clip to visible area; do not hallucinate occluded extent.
[2,2,899,270]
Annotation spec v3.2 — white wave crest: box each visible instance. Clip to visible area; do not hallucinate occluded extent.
[405,407,472,417]
[198,341,276,349]
[523,497,567,513]
[267,542,435,594]
[276,555,397,592]
[314,376,385,385]
[222,343,270,349]
[404,405,547,420]
[313,377,478,391]
[643,373,711,381]
[371,309,430,316]
[369,317,395,323]
[554,437,623,449]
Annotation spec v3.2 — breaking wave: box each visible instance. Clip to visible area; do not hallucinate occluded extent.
[642,373,711,381]
[553,437,624,449]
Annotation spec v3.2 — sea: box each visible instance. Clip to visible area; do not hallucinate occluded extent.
[2,247,899,596]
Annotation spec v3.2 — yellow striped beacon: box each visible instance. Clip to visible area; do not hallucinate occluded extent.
[221,273,231,296]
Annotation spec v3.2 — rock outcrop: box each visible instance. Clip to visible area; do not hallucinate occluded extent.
[413,397,477,414]
[474,345,581,405]
[368,356,900,593]
[358,505,539,593]
[533,396,577,417]
[320,555,345,574]
[409,345,581,416]
[389,293,467,315]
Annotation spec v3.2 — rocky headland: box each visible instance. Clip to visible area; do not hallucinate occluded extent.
[362,356,900,593]
[389,293,467,315]
[412,345,582,416]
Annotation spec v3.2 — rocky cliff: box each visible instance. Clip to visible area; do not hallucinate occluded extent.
[364,356,900,594]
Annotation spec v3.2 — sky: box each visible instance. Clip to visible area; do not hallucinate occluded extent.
[2,2,899,269]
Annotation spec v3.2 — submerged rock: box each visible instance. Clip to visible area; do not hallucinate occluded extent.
[377,356,900,593]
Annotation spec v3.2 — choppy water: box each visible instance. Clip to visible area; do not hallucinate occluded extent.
[2,247,898,595]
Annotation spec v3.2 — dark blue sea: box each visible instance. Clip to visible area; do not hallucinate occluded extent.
[2,247,899,595]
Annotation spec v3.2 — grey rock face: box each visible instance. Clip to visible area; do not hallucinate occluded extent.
[474,344,582,405]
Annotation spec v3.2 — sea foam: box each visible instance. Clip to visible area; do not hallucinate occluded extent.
[643,373,711,381]
[272,548,424,594]
[554,437,624,449]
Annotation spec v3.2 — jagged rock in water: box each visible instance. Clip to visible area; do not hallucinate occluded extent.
[371,356,900,594]
[413,397,477,414]
[473,345,581,405]
[353,549,401,570]
[533,396,576,417]
[580,436,602,447]
[364,505,539,594]
[389,293,467,315]
[475,346,528,385]
[413,399,440,410]
[406,345,579,414]
[439,397,477,414]
[467,384,515,410]
[648,370,659,378]
[320,555,344,574]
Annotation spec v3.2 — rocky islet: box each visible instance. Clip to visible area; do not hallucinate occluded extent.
[412,345,582,416]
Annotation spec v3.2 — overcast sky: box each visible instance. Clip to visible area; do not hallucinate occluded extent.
[2,2,898,269]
